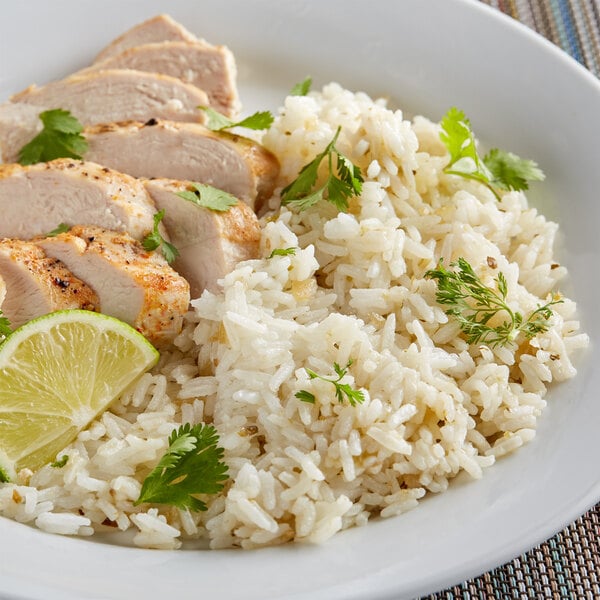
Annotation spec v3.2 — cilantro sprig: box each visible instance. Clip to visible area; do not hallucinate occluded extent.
[295,359,365,406]
[176,183,238,212]
[440,107,544,199]
[18,109,88,165]
[281,126,363,212]
[0,311,12,342]
[135,423,229,511]
[46,223,70,237]
[51,455,69,469]
[290,76,312,96]
[268,247,296,258]
[0,466,9,483]
[142,210,179,264]
[200,106,274,132]
[425,257,562,348]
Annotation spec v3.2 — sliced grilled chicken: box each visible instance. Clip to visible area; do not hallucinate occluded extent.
[0,160,159,241]
[0,239,99,328]
[89,41,239,117]
[0,69,208,162]
[94,14,198,63]
[38,226,190,347]
[144,178,261,297]
[84,120,279,212]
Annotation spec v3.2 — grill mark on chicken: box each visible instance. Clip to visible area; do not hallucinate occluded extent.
[0,239,99,328]
[37,226,190,348]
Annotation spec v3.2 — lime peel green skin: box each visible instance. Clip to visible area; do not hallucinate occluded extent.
[0,310,159,481]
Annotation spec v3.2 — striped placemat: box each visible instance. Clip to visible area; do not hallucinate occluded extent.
[425,1,600,598]
[482,0,600,77]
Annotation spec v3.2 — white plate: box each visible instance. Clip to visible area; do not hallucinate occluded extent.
[1,1,599,599]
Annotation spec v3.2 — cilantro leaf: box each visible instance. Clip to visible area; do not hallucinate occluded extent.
[0,311,12,341]
[199,106,274,131]
[290,76,312,96]
[483,148,545,192]
[425,257,562,348]
[176,183,238,212]
[281,126,363,212]
[142,210,179,264]
[135,423,229,511]
[51,455,69,468]
[268,247,297,258]
[295,390,316,403]
[0,465,10,483]
[439,107,545,199]
[300,359,365,406]
[46,223,70,237]
[18,109,88,165]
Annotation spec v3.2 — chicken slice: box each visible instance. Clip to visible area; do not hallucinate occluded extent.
[0,159,159,241]
[94,14,198,63]
[0,239,99,329]
[144,178,261,297]
[0,69,208,162]
[38,226,190,348]
[90,41,240,117]
[84,120,279,212]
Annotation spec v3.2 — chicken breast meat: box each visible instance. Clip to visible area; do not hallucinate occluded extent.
[93,14,198,63]
[0,69,209,163]
[84,119,279,212]
[0,239,99,329]
[144,178,261,297]
[38,226,190,348]
[89,41,240,117]
[0,159,159,241]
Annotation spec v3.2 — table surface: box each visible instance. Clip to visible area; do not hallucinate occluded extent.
[426,1,600,598]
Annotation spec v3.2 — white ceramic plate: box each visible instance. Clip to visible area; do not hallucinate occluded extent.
[1,1,599,598]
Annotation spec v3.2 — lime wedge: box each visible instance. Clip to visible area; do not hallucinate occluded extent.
[0,310,159,480]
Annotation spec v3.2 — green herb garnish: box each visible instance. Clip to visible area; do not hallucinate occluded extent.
[142,210,179,264]
[0,311,12,342]
[425,257,562,348]
[268,247,296,258]
[199,106,274,132]
[281,126,363,212]
[296,359,365,406]
[18,109,88,165]
[290,76,312,96]
[46,223,70,237]
[0,465,9,483]
[176,183,238,212]
[135,423,229,511]
[51,455,69,468]
[440,107,544,199]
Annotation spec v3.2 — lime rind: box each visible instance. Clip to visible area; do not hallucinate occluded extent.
[0,309,159,364]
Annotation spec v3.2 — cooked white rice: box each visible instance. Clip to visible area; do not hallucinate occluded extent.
[0,82,589,549]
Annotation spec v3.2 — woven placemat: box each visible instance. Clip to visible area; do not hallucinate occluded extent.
[426,2,600,598]
[481,0,600,78]
[424,507,600,598]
